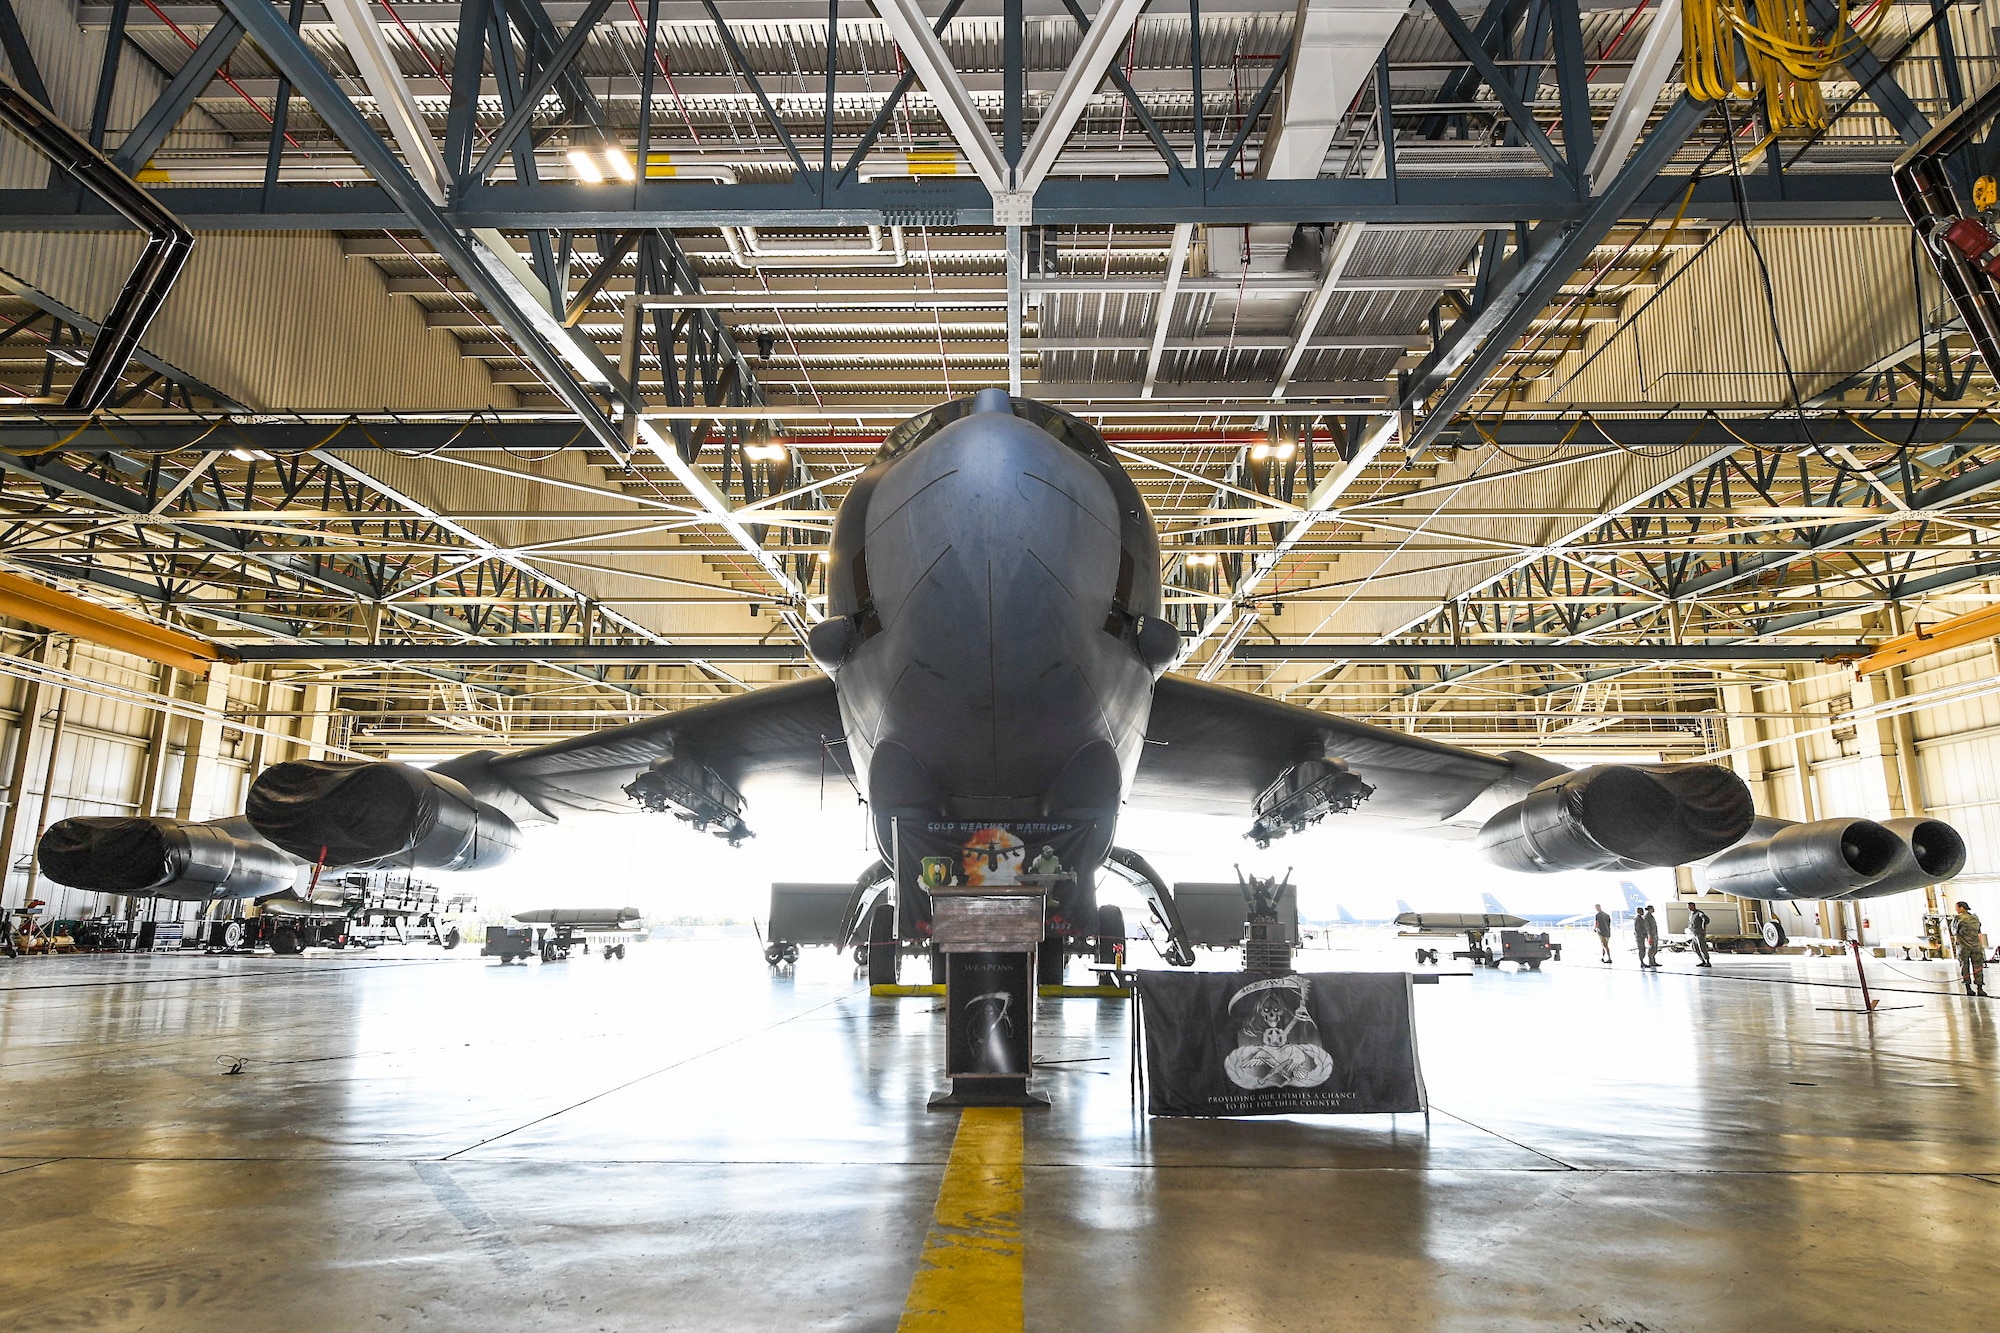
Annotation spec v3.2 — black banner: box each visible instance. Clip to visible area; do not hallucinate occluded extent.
[946,951,1034,1078]
[1136,971,1426,1117]
[895,819,1097,935]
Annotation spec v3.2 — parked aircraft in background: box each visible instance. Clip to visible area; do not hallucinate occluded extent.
[1479,882,1652,928]
[1331,903,1403,927]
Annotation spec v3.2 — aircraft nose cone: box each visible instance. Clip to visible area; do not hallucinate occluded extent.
[856,405,1130,801]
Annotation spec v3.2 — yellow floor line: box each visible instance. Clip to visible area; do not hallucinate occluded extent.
[897,1107,1024,1333]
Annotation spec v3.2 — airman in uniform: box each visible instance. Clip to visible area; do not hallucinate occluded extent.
[1953,901,1987,997]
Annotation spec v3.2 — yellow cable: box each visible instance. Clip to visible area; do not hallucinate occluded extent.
[1683,0,1891,131]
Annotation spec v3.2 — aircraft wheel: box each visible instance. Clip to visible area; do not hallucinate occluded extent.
[851,943,869,970]
[866,903,899,986]
[1095,905,1126,964]
[765,943,790,967]
[270,926,302,956]
[1761,921,1789,949]
[1037,931,1067,986]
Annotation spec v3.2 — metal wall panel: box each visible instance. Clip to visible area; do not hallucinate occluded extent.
[1541,226,1941,408]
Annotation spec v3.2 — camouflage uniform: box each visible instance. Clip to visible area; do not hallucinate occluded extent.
[1954,909,1987,995]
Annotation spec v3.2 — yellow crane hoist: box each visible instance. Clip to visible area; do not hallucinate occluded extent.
[1683,0,1892,131]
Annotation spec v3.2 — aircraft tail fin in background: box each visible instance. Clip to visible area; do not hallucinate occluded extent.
[1480,892,1509,915]
[1620,880,1649,912]
[1395,899,1413,915]
[1334,904,1358,925]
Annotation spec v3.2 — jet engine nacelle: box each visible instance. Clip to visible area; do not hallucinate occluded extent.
[247,760,521,871]
[37,816,299,901]
[1868,816,1970,896]
[1475,764,1755,873]
[1700,818,1905,900]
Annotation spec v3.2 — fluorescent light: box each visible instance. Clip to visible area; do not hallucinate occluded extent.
[566,147,604,183]
[743,442,789,463]
[603,146,635,181]
[48,346,87,368]
[1249,443,1271,461]
[1274,441,1296,460]
[228,448,272,462]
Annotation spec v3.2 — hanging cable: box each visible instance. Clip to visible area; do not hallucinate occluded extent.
[1683,0,1893,130]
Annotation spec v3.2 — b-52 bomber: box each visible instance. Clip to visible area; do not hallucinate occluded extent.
[39,392,1969,980]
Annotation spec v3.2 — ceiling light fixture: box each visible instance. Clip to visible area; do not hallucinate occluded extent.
[566,145,605,183]
[602,145,635,182]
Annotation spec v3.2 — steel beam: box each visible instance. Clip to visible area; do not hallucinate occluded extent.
[0,172,1907,231]
[1233,643,1866,663]
[323,0,448,199]
[867,0,1009,198]
[1141,223,1192,399]
[110,12,245,175]
[231,643,809,662]
[1013,0,1148,198]
[466,0,615,184]
[219,0,807,629]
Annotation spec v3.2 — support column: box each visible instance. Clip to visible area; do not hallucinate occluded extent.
[0,636,50,908]
[1849,670,1912,818]
[174,664,231,821]
[135,665,179,818]
[1780,675,1817,823]
[300,683,336,759]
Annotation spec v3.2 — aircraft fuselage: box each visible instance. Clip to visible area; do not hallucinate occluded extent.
[813,392,1173,915]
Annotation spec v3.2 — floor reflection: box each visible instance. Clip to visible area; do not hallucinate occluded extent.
[0,935,1995,1329]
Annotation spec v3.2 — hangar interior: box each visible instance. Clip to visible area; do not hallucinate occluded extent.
[0,0,1998,1328]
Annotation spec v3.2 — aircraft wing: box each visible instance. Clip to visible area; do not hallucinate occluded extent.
[443,676,846,818]
[1130,674,1556,828]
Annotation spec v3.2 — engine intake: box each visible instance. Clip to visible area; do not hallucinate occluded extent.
[1702,818,1903,901]
[247,760,521,871]
[38,816,299,901]
[1476,764,1754,873]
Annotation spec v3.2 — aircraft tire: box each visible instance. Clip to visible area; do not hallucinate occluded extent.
[1037,931,1067,986]
[1761,920,1789,949]
[866,904,898,986]
[1095,905,1126,964]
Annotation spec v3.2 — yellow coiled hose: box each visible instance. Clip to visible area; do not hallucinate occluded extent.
[1683,0,1890,131]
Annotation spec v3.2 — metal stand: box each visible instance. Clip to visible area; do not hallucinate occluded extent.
[926,883,1051,1110]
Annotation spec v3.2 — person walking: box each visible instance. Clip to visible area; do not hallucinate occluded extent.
[1688,904,1713,968]
[1642,905,1662,968]
[1594,904,1613,963]
[1633,907,1649,967]
[1953,901,1988,996]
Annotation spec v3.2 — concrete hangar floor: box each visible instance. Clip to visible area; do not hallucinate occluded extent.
[0,937,1994,1332]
